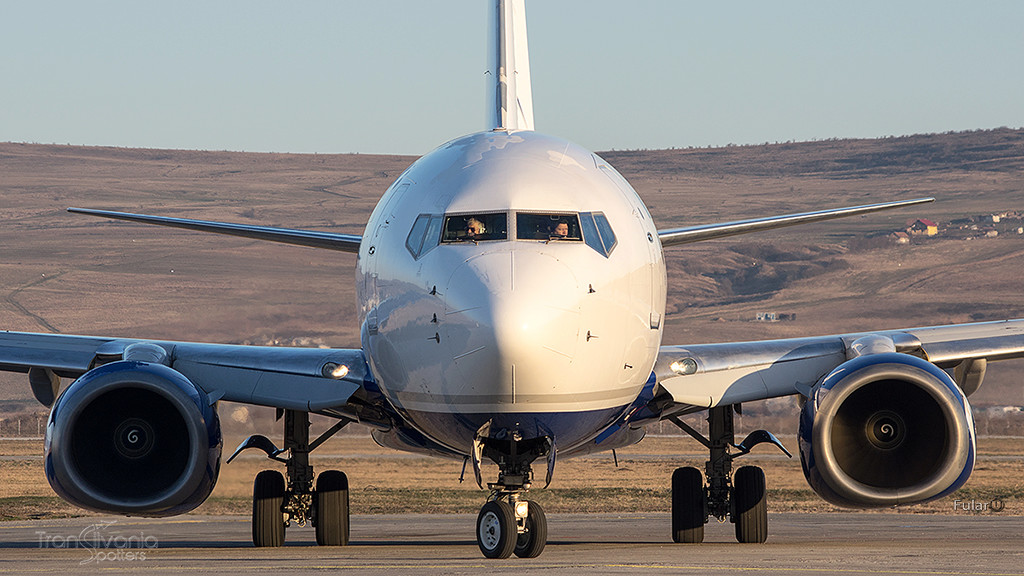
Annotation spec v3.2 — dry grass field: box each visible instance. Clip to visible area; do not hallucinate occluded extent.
[2,128,1024,520]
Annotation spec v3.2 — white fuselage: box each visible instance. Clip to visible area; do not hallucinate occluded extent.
[356,130,666,454]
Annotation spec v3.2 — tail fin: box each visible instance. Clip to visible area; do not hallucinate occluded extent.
[487,0,534,131]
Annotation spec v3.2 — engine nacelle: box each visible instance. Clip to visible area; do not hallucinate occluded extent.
[45,361,222,517]
[798,353,975,507]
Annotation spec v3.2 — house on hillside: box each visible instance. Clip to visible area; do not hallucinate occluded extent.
[755,312,796,322]
[908,218,938,236]
[890,231,911,244]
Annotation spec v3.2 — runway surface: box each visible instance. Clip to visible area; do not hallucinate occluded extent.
[1,512,1022,575]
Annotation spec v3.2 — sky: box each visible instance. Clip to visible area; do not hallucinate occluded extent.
[2,1,1022,156]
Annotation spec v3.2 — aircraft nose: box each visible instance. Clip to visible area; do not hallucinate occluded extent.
[443,250,581,402]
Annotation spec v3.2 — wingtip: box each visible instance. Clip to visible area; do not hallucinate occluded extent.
[68,207,110,216]
[893,197,935,208]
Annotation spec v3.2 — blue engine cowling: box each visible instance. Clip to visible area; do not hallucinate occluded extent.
[798,353,975,508]
[45,361,222,517]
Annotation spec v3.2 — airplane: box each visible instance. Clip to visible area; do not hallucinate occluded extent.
[2,0,1024,560]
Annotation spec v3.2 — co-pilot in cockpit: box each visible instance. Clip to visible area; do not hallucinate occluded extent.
[515,213,581,241]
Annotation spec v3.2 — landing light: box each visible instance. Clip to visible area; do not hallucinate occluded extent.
[670,358,698,376]
[515,501,529,518]
[322,362,349,379]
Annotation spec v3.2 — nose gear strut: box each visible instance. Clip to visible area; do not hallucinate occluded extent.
[470,423,554,559]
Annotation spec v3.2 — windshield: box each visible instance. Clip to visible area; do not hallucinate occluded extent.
[515,213,582,241]
[441,213,508,242]
[580,211,617,256]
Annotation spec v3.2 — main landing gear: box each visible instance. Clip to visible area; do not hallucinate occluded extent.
[470,426,553,559]
[668,404,790,544]
[227,409,352,547]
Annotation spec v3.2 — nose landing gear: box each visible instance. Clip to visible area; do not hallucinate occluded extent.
[477,490,548,559]
[477,500,516,558]
[471,427,553,559]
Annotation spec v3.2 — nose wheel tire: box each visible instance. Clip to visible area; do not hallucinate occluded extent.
[252,470,286,547]
[477,500,517,559]
[671,466,706,543]
[513,500,547,558]
[733,465,768,543]
[314,470,350,546]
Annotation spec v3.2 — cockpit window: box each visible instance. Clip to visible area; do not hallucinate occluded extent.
[406,214,430,257]
[406,214,444,259]
[580,211,617,257]
[441,213,508,243]
[515,213,582,241]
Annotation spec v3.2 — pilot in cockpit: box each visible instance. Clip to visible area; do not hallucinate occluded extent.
[550,220,569,239]
[467,217,486,239]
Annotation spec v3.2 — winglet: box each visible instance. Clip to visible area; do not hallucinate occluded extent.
[487,0,534,131]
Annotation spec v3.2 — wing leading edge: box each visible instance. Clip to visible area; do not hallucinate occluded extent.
[657,197,933,248]
[653,319,1024,411]
[0,331,368,412]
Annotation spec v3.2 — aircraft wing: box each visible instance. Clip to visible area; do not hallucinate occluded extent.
[653,319,1024,410]
[0,331,368,412]
[657,198,933,248]
[68,208,363,253]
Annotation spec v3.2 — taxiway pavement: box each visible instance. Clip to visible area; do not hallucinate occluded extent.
[1,512,1021,575]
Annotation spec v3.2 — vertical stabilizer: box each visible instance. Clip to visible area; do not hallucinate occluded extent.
[487,0,534,131]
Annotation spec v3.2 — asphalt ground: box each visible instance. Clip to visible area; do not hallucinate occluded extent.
[1,512,1022,575]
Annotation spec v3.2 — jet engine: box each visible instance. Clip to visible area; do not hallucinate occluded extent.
[45,361,222,517]
[798,352,975,507]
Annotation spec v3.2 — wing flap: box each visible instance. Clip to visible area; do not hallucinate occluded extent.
[906,320,1024,366]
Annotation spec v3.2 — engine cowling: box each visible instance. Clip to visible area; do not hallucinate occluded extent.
[798,352,975,507]
[45,361,222,517]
